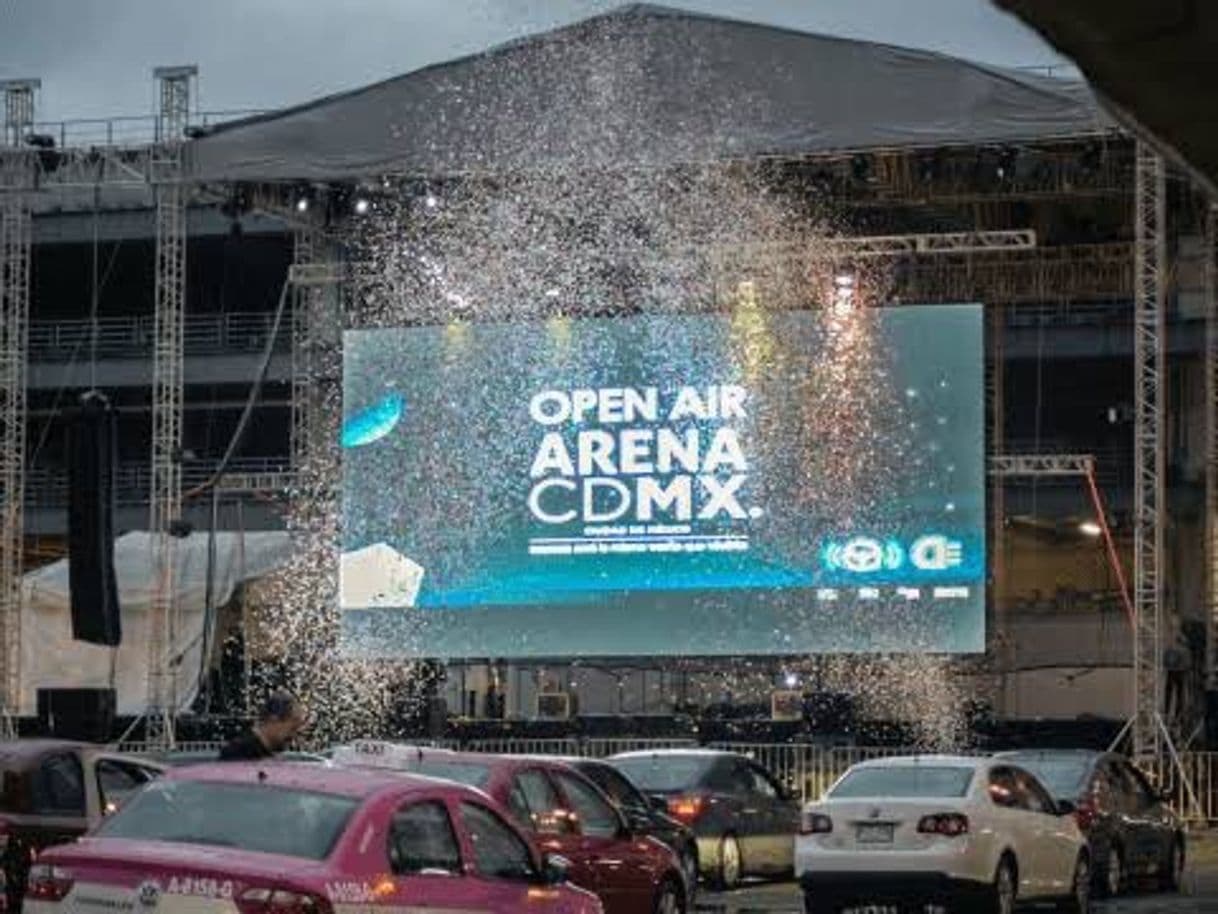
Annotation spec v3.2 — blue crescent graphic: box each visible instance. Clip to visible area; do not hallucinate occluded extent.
[341,392,406,448]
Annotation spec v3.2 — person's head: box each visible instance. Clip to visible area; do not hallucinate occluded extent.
[256,691,306,751]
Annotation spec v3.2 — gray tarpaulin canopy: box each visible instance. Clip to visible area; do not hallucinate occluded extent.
[188,3,1116,183]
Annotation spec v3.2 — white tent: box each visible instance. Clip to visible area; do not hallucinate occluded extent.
[19,530,291,717]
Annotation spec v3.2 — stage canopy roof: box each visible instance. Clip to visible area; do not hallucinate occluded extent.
[996,0,1218,198]
[187,4,1117,183]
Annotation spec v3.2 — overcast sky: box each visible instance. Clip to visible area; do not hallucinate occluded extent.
[1,0,1069,124]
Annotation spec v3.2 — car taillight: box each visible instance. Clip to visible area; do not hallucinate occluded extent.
[236,888,333,914]
[917,813,969,837]
[26,864,73,902]
[1074,798,1098,832]
[666,795,707,824]
[799,812,833,835]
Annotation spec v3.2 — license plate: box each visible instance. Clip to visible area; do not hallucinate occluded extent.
[856,823,894,844]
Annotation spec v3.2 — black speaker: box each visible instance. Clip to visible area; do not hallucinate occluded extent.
[67,392,121,646]
[37,688,116,742]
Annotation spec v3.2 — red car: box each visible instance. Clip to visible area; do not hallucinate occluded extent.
[24,762,601,914]
[335,743,688,914]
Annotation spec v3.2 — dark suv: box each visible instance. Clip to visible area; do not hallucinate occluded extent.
[997,749,1184,897]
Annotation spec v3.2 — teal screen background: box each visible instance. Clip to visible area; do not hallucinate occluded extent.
[340,306,985,658]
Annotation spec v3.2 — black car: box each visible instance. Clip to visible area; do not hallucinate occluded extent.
[561,757,701,896]
[609,749,799,890]
[998,749,1185,897]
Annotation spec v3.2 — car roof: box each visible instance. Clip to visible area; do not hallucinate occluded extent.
[0,740,89,770]
[166,760,454,799]
[994,749,1107,761]
[850,754,987,769]
[610,749,735,759]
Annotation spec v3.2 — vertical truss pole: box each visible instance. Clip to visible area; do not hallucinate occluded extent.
[987,301,1007,714]
[0,150,32,739]
[1133,142,1167,760]
[0,80,38,148]
[1206,203,1218,690]
[145,67,193,751]
[290,228,318,475]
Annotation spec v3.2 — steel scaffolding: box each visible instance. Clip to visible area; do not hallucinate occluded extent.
[0,80,37,739]
[1132,142,1167,759]
[0,151,32,738]
[987,300,1008,711]
[290,227,320,474]
[1207,203,1218,690]
[144,67,194,750]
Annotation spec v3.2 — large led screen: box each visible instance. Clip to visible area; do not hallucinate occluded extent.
[340,305,985,657]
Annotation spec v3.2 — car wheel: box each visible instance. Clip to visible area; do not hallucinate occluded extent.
[985,856,1017,914]
[713,833,742,891]
[1159,837,1185,892]
[1096,845,1123,898]
[653,877,685,914]
[1056,854,1091,913]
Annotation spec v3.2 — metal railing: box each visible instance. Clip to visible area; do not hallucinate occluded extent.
[25,456,291,506]
[112,735,1218,823]
[28,312,286,361]
[26,109,265,150]
[25,300,1182,367]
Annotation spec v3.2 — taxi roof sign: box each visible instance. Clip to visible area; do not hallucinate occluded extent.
[331,740,450,770]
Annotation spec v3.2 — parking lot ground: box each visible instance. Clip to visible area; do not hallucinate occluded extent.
[695,832,1218,913]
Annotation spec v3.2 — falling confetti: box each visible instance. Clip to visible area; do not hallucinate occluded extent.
[250,15,973,749]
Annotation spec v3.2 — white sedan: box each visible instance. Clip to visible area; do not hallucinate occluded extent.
[796,755,1090,914]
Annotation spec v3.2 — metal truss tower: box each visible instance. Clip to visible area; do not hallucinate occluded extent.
[1132,142,1167,760]
[145,66,195,750]
[290,227,320,476]
[0,81,37,737]
[987,299,1007,713]
[1207,203,1218,690]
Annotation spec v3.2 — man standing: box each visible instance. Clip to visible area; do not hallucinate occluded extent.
[219,691,306,760]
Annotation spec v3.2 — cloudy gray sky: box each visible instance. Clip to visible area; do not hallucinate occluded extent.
[1,0,1069,124]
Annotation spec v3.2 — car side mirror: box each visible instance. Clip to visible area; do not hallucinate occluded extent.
[541,853,571,886]
[624,807,652,834]
[1056,799,1076,817]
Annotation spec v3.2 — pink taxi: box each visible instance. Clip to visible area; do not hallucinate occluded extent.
[24,762,601,914]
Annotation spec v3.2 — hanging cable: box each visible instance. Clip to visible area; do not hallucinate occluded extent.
[187,273,292,711]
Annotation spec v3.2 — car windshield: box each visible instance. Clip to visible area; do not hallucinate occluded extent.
[407,759,493,788]
[97,780,357,860]
[1003,757,1090,797]
[830,766,975,799]
[609,755,717,792]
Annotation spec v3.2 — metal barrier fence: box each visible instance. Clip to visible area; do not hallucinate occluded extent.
[114,735,1218,823]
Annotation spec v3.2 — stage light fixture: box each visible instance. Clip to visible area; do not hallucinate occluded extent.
[1079,520,1102,537]
[354,197,371,215]
[295,196,309,213]
[997,147,1018,181]
[850,154,871,183]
